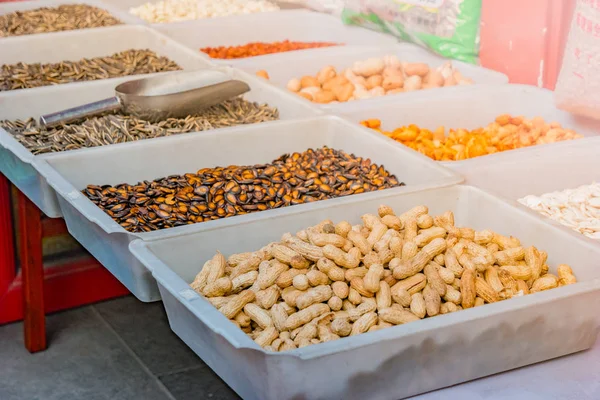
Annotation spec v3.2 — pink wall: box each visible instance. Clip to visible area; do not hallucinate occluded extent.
[480,0,576,89]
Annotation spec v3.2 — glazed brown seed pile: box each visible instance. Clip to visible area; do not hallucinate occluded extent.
[0,4,122,38]
[1,49,181,91]
[82,147,404,233]
[191,205,577,351]
[0,98,278,155]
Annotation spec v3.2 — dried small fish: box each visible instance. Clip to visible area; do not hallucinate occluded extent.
[0,98,279,154]
[1,49,181,91]
[0,5,121,38]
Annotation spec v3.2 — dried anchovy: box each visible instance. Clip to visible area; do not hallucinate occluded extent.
[0,4,122,38]
[1,49,181,91]
[82,147,405,233]
[0,98,279,154]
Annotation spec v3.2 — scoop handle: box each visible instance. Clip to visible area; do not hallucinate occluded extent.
[39,97,121,128]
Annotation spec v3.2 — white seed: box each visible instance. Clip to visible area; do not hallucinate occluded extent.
[519,182,600,240]
[130,0,280,24]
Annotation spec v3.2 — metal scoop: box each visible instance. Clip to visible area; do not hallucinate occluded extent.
[40,71,251,128]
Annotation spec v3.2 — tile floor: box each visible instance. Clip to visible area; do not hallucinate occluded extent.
[0,296,239,400]
[2,295,600,400]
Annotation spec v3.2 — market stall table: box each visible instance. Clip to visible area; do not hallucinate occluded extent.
[0,173,129,352]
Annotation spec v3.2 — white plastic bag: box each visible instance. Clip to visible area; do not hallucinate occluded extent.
[555,0,600,119]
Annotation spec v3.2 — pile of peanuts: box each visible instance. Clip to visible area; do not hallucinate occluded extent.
[130,0,279,23]
[190,204,577,351]
[258,56,473,104]
[519,182,600,240]
[201,41,338,59]
[361,115,584,161]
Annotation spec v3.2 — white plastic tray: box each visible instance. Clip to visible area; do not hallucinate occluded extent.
[128,184,600,400]
[0,24,213,92]
[103,0,309,10]
[0,67,321,218]
[0,0,146,35]
[154,10,398,65]
[34,115,462,301]
[448,136,600,247]
[449,137,600,199]
[100,0,295,23]
[234,43,509,110]
[337,84,600,163]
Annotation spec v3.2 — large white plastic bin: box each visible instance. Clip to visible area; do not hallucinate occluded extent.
[154,10,397,65]
[338,84,600,162]
[449,136,600,199]
[448,136,600,247]
[234,43,509,110]
[0,68,321,218]
[0,0,146,34]
[128,184,600,400]
[100,0,294,23]
[0,24,213,92]
[34,115,462,301]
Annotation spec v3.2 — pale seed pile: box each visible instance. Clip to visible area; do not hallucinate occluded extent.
[130,0,279,24]
[0,4,121,37]
[191,204,577,351]
[519,182,600,239]
[0,98,278,155]
[1,49,181,91]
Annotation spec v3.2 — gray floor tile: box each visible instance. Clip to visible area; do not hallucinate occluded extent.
[0,306,171,400]
[94,296,203,376]
[160,365,240,400]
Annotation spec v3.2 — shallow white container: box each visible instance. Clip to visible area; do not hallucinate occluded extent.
[0,0,146,34]
[0,24,213,91]
[154,10,397,65]
[448,137,600,246]
[0,68,321,218]
[34,115,461,301]
[338,83,600,162]
[449,137,600,200]
[234,43,509,110]
[128,184,600,400]
[101,0,293,23]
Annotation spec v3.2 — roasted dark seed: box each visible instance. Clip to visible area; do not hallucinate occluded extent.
[225,193,238,205]
[111,203,126,212]
[82,147,404,233]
